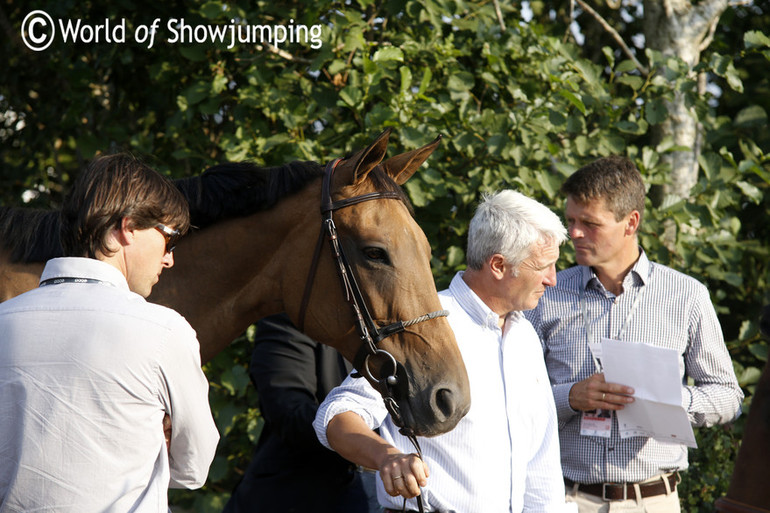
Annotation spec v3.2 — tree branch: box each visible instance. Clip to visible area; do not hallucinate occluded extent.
[263,44,312,64]
[698,15,720,52]
[492,0,506,31]
[691,0,732,53]
[564,0,576,43]
[575,0,649,75]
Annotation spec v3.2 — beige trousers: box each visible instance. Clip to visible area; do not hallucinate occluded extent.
[565,474,680,513]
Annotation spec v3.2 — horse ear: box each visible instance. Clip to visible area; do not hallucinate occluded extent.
[381,134,442,185]
[335,128,392,187]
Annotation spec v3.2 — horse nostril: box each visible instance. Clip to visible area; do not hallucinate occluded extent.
[433,387,455,421]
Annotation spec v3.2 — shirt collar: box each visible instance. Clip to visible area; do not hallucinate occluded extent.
[579,247,651,292]
[40,257,131,291]
[449,271,522,331]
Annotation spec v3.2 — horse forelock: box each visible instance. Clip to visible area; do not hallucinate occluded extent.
[0,206,63,264]
[355,165,415,218]
[175,160,324,229]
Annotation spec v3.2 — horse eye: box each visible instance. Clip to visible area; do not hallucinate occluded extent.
[363,247,389,263]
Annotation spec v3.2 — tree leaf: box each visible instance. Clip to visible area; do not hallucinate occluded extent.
[749,343,768,362]
[734,105,768,128]
[737,365,762,387]
[744,30,770,50]
[178,44,207,62]
[399,65,413,95]
[558,89,586,115]
[220,364,250,397]
[446,245,465,268]
[183,81,210,105]
[339,86,362,107]
[616,60,638,73]
[616,75,644,91]
[372,47,404,62]
[736,180,763,204]
[698,152,722,181]
[404,180,428,207]
[447,72,475,92]
[645,98,668,125]
[200,1,224,19]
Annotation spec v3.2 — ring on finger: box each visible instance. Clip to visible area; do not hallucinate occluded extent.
[393,475,404,481]
[602,392,606,401]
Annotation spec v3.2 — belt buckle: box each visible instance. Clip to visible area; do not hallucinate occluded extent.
[602,482,627,501]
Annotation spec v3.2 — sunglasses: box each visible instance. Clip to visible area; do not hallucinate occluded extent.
[154,223,181,254]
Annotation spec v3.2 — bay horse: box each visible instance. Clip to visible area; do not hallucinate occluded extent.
[714,305,770,513]
[0,129,471,437]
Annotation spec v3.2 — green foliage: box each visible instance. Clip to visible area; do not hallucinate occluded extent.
[2,1,770,511]
[679,424,742,513]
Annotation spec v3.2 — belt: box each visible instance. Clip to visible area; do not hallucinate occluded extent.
[384,509,453,513]
[565,473,678,501]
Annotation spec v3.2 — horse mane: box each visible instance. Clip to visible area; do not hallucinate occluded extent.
[175,160,324,229]
[176,159,413,225]
[0,207,63,263]
[0,159,413,264]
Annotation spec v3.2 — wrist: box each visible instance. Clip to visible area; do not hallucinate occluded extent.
[553,382,580,419]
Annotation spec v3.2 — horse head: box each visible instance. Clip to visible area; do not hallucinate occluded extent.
[284,129,471,437]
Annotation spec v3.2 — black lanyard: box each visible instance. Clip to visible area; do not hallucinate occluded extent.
[39,277,111,287]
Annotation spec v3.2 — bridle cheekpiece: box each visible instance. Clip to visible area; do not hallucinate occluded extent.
[297,158,448,422]
[298,157,444,512]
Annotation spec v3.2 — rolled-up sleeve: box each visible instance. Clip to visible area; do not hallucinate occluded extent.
[313,373,389,450]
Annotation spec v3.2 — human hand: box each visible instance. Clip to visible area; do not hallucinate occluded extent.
[568,373,634,412]
[379,452,430,499]
[163,414,172,452]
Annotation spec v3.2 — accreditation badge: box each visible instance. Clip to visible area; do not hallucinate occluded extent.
[580,409,612,438]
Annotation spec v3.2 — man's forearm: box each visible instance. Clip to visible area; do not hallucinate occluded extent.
[326,411,401,470]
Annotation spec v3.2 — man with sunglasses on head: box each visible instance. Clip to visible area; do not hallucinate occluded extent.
[0,154,219,512]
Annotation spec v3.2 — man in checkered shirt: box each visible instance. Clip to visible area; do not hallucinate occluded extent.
[526,156,743,513]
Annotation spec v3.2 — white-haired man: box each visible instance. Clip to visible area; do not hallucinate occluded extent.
[314,190,576,513]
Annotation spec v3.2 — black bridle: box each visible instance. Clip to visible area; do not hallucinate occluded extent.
[298,158,447,512]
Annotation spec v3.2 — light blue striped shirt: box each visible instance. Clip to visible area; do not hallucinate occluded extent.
[525,250,743,484]
[315,272,575,513]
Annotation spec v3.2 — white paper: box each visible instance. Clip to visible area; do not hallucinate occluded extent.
[601,338,697,448]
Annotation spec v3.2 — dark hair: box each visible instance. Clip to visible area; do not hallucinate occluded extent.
[561,155,646,223]
[60,153,190,258]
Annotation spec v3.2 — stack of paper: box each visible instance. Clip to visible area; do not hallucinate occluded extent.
[601,338,697,448]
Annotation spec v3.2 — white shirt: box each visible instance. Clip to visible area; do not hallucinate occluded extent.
[314,272,574,513]
[0,257,219,513]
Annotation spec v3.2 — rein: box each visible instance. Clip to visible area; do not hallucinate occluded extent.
[298,158,447,513]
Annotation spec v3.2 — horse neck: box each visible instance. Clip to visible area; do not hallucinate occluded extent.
[0,250,44,302]
[149,186,318,363]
